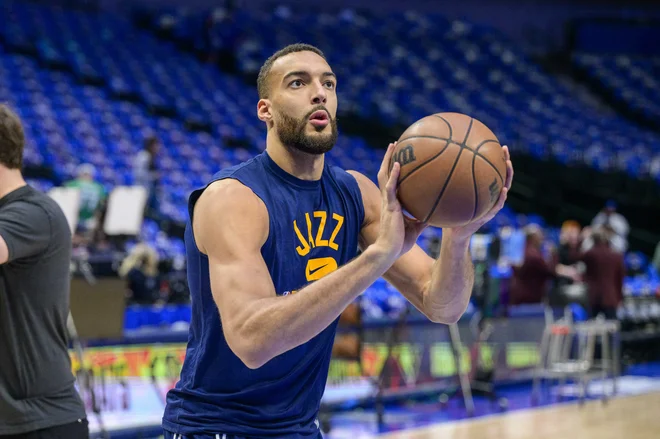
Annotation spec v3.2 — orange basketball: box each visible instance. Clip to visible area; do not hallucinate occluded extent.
[391,112,507,228]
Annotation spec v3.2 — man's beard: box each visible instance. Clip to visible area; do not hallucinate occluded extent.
[275,107,338,155]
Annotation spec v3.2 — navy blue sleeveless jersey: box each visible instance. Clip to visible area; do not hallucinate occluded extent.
[162,151,364,438]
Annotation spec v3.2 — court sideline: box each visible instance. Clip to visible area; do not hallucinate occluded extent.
[378,391,660,439]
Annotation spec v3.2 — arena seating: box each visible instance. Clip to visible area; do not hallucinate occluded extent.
[0,3,387,214]
[147,7,660,182]
[1,3,658,332]
[573,53,660,131]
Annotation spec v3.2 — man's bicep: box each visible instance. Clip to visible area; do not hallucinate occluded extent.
[0,203,51,264]
[207,249,276,325]
[193,180,275,326]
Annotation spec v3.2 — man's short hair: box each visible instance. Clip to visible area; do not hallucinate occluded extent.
[257,43,326,99]
[0,104,25,170]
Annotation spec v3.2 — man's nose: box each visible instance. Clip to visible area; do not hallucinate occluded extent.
[311,84,327,105]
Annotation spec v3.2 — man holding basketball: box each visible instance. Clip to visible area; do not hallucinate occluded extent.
[162,44,513,438]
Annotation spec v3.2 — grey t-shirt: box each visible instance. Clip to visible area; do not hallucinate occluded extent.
[0,185,86,434]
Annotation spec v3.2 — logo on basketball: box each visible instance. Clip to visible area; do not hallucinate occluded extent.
[488,179,499,204]
[395,145,417,166]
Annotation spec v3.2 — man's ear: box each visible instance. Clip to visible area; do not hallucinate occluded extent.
[257,99,272,123]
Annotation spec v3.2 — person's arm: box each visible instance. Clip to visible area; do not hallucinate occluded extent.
[349,171,468,323]
[197,150,407,369]
[349,146,514,324]
[0,201,52,265]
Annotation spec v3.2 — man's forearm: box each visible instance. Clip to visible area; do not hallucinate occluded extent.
[424,233,474,324]
[240,246,393,368]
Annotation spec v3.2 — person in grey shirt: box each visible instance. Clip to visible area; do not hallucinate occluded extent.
[0,104,88,438]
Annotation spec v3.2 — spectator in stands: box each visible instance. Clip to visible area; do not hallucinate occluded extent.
[590,200,629,252]
[557,220,581,266]
[510,225,577,305]
[581,224,626,254]
[118,243,160,304]
[133,136,161,218]
[578,229,624,319]
[551,220,582,296]
[64,163,106,240]
[653,241,660,274]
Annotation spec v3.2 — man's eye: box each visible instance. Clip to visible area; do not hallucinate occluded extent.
[290,80,303,88]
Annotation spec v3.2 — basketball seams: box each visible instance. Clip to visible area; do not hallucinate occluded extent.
[423,117,474,223]
[422,149,465,223]
[397,114,453,185]
[398,135,502,183]
[470,152,479,222]
[433,114,453,139]
[469,139,501,222]
[396,114,505,226]
[473,140,505,185]
[478,156,504,186]
[398,138,452,185]
[398,135,451,144]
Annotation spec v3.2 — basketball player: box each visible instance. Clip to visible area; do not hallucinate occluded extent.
[0,105,88,437]
[162,44,513,438]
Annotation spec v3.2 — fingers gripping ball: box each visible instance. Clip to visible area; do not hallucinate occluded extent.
[391,112,507,228]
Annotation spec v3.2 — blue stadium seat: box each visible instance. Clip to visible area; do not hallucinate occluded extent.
[1,3,657,322]
[574,53,660,123]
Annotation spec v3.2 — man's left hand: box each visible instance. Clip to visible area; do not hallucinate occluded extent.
[446,145,514,241]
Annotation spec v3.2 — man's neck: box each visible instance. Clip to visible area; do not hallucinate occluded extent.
[0,168,27,200]
[265,135,325,181]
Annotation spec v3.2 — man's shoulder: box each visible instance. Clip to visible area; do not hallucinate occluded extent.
[8,187,53,212]
[23,189,71,234]
[210,154,264,181]
[330,168,373,201]
[331,165,362,183]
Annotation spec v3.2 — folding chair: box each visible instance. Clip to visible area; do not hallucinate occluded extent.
[532,306,620,405]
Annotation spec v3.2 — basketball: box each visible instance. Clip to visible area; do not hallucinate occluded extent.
[391,112,507,228]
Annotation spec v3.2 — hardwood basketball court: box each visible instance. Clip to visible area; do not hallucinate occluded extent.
[379,392,660,439]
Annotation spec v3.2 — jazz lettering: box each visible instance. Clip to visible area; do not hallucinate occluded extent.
[293,212,344,282]
[294,212,344,256]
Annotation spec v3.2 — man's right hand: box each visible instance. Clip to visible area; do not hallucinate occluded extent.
[373,142,427,265]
